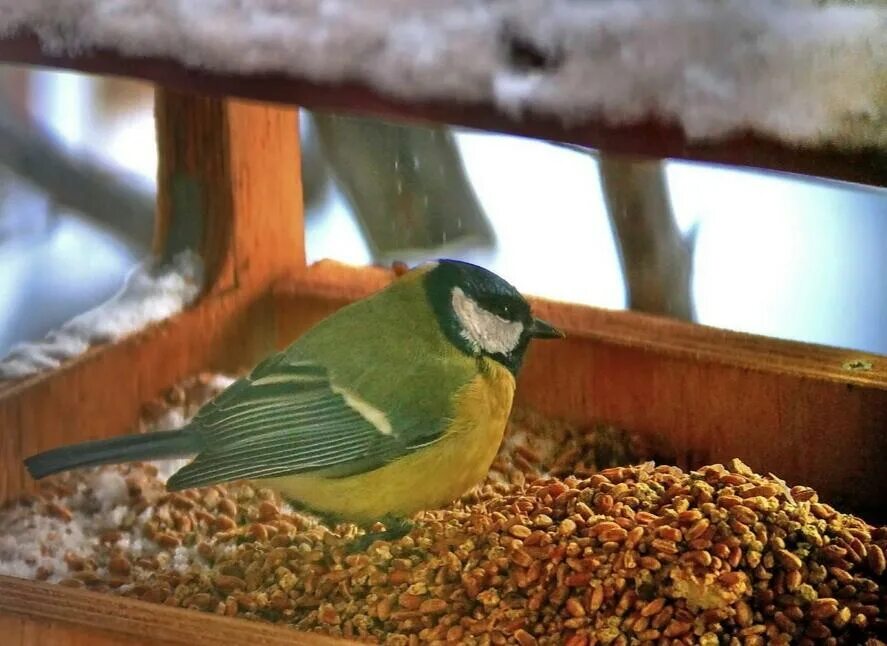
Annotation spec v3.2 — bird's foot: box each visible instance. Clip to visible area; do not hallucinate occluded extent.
[347,516,413,554]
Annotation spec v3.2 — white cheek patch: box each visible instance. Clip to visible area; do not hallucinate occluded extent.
[451,287,523,356]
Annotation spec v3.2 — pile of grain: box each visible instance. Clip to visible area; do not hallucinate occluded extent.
[488,408,649,488]
[2,375,885,645]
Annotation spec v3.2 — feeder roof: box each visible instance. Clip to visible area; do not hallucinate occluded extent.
[0,1,885,185]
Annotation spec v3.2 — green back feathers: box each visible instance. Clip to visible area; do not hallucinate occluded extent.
[167,264,478,490]
[287,263,477,429]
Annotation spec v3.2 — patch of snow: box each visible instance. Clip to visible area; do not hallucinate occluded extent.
[152,457,191,482]
[0,250,204,380]
[92,470,130,511]
[0,374,233,582]
[0,467,143,583]
[0,0,884,147]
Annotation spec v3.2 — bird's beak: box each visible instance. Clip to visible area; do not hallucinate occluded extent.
[529,317,565,339]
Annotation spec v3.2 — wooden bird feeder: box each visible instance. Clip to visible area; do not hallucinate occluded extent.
[0,18,885,646]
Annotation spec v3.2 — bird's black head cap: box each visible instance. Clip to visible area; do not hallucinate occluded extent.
[423,259,563,374]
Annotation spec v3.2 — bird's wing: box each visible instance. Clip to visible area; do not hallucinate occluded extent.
[165,354,444,491]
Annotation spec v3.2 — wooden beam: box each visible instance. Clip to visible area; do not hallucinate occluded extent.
[0,576,348,646]
[272,261,887,520]
[0,32,884,188]
[0,91,303,502]
[0,614,179,646]
[153,88,305,291]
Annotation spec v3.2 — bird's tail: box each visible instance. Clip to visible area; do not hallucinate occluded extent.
[24,429,200,480]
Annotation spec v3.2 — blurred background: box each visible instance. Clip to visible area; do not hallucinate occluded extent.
[0,66,885,357]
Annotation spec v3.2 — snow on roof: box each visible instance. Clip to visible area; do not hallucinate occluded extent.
[1,0,884,149]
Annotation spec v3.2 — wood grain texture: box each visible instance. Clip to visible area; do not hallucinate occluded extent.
[0,32,884,187]
[0,614,180,646]
[154,89,305,291]
[0,576,348,645]
[0,91,303,502]
[273,261,887,519]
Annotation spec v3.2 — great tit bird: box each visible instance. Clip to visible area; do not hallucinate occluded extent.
[25,260,563,541]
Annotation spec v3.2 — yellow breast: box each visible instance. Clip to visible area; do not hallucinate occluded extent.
[263,358,515,524]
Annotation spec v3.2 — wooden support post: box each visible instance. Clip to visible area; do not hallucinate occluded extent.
[154,89,305,290]
[0,90,303,502]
